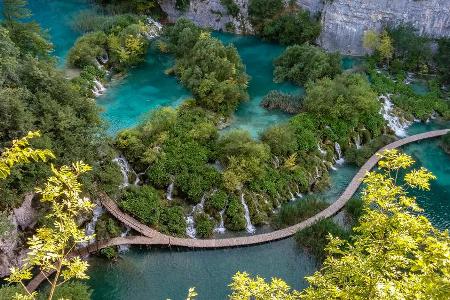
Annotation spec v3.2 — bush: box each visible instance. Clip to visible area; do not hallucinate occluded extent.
[195,212,215,238]
[159,206,186,236]
[295,219,349,262]
[220,0,240,17]
[248,0,284,29]
[261,124,298,157]
[261,10,321,45]
[68,31,107,68]
[100,246,119,260]
[225,194,246,230]
[208,190,228,211]
[39,282,92,300]
[274,44,341,86]
[119,185,162,226]
[345,135,396,166]
[345,198,363,223]
[272,196,329,229]
[260,90,303,114]
[0,285,27,299]
[95,213,122,240]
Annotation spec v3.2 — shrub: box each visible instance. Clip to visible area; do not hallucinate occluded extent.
[95,213,122,240]
[159,206,186,236]
[272,196,329,229]
[260,90,303,114]
[39,282,92,300]
[195,212,215,238]
[220,0,240,17]
[261,10,321,45]
[260,124,298,157]
[225,194,246,230]
[100,246,119,260]
[248,0,284,29]
[345,198,363,223]
[119,186,163,226]
[295,219,349,262]
[208,190,228,211]
[274,44,341,86]
[68,31,107,68]
[345,135,396,166]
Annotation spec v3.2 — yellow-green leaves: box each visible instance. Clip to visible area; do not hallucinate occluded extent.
[377,149,414,171]
[405,167,436,190]
[0,131,55,179]
[7,161,94,300]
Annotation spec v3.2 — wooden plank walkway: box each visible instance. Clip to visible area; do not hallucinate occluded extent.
[26,129,449,292]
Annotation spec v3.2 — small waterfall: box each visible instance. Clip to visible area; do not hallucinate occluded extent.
[295,184,303,198]
[354,134,362,149]
[240,193,256,234]
[334,142,345,165]
[213,209,226,234]
[185,195,206,239]
[79,204,104,248]
[117,226,131,253]
[92,79,106,97]
[166,182,174,201]
[113,156,139,188]
[98,53,109,65]
[404,72,414,85]
[146,17,163,40]
[379,94,411,137]
[317,143,327,155]
[288,187,296,201]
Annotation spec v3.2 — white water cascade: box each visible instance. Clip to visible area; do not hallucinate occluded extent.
[240,193,256,234]
[117,226,131,253]
[213,209,226,234]
[79,204,104,248]
[354,134,362,149]
[166,181,174,201]
[146,17,163,40]
[185,195,207,239]
[379,94,411,137]
[113,156,140,188]
[317,143,327,155]
[92,79,106,97]
[288,188,296,201]
[295,184,303,198]
[334,142,345,165]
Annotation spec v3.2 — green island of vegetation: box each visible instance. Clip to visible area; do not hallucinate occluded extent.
[0,0,449,299]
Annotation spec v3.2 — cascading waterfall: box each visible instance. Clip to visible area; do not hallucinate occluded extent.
[145,17,163,40]
[166,181,174,201]
[317,143,327,155]
[379,94,411,137]
[295,184,303,198]
[240,193,256,234]
[113,156,140,188]
[117,226,131,253]
[185,195,207,239]
[79,204,104,248]
[354,134,362,149]
[288,187,296,201]
[334,142,345,165]
[214,209,226,234]
[92,79,106,97]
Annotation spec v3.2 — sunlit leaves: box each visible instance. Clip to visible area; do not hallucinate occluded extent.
[0,131,55,179]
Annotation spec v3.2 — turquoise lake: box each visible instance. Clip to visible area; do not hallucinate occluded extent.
[5,1,450,299]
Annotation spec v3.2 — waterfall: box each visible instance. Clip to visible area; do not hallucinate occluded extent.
[334,142,345,165]
[117,226,131,253]
[79,204,104,248]
[354,134,362,149]
[317,143,327,155]
[113,156,139,188]
[98,53,109,65]
[91,79,106,97]
[404,72,414,85]
[213,209,226,234]
[288,187,296,201]
[185,195,207,239]
[295,184,303,198]
[240,193,256,234]
[379,94,411,137]
[166,181,174,201]
[145,17,163,40]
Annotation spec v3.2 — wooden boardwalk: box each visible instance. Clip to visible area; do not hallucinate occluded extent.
[26,129,448,292]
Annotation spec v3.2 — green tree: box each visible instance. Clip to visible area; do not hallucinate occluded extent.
[7,162,94,300]
[274,44,341,85]
[362,29,379,52]
[378,30,394,65]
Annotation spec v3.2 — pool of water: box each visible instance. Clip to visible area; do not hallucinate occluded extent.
[26,0,92,66]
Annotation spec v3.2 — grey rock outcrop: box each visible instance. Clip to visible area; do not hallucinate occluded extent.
[158,0,253,33]
[319,0,450,55]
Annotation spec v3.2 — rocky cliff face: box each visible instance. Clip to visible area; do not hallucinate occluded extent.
[158,0,253,33]
[319,0,450,55]
[158,0,450,55]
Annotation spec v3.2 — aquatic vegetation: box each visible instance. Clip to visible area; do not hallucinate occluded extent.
[260,90,303,114]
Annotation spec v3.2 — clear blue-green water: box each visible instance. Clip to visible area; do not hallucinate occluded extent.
[26,0,92,66]
[9,2,450,299]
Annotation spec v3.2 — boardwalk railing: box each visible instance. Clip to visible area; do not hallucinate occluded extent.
[26,129,449,292]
